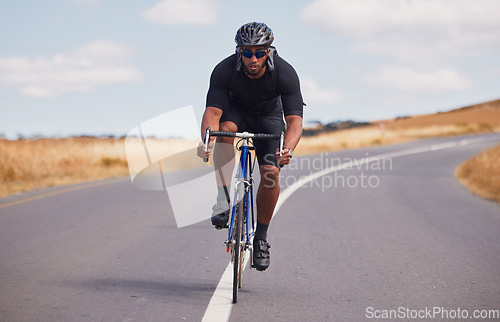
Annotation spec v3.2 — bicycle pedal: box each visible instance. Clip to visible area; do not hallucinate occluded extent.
[215,224,228,230]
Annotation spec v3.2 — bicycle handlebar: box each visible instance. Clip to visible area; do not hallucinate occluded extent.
[209,130,281,140]
[203,127,285,163]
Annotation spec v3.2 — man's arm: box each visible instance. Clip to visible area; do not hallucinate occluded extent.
[197,106,223,160]
[200,106,223,140]
[284,115,302,151]
[276,115,302,165]
[273,56,304,166]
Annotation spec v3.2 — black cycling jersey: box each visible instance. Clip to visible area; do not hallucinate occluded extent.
[206,53,304,117]
[205,52,303,168]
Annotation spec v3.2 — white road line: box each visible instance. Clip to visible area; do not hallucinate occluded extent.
[201,135,499,322]
[274,145,431,215]
[430,142,458,150]
[202,250,252,322]
[201,261,233,322]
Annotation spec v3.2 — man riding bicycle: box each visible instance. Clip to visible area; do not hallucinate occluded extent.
[198,22,304,271]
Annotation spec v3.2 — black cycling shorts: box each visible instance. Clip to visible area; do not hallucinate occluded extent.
[220,97,285,169]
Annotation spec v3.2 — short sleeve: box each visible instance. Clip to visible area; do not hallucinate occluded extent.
[276,57,304,118]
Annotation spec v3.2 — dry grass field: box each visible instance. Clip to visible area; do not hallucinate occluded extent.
[295,99,500,155]
[0,137,199,198]
[455,144,500,204]
[0,137,128,197]
[295,123,498,156]
[1,99,499,199]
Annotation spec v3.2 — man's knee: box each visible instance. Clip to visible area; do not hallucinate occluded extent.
[219,121,237,131]
[260,165,280,188]
[217,121,237,144]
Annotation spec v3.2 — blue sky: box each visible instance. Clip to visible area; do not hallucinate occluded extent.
[1,0,499,139]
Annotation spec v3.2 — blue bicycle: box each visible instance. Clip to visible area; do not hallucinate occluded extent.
[204,128,284,303]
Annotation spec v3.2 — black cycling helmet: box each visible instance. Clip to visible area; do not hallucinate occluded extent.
[235,22,274,47]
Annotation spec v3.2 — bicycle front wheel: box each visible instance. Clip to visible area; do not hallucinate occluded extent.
[232,184,245,304]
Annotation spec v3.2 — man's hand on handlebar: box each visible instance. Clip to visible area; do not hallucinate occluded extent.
[197,141,214,160]
[276,148,293,166]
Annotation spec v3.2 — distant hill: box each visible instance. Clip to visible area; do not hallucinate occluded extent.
[304,98,500,137]
[296,98,500,156]
[383,98,500,130]
[452,98,500,112]
[303,120,371,137]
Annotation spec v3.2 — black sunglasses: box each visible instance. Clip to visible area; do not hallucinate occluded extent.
[241,50,267,59]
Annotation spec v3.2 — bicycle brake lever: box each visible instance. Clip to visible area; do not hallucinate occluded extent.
[279,131,284,157]
[203,127,211,162]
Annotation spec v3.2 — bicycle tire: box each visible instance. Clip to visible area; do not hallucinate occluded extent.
[232,184,245,303]
[238,195,247,289]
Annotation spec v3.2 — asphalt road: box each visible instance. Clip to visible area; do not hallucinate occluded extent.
[1,133,499,321]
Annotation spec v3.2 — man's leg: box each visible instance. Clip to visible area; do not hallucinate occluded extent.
[256,165,280,231]
[213,121,237,186]
[253,164,280,270]
[211,121,237,227]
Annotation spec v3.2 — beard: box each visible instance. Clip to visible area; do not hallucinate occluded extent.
[243,61,265,76]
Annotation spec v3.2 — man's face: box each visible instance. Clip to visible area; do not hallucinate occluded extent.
[240,46,269,78]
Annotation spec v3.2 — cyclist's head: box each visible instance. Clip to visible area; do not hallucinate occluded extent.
[235,22,274,48]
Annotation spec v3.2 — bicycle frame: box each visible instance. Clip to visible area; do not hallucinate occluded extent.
[226,137,254,253]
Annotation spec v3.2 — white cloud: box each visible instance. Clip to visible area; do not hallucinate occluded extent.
[301,0,500,37]
[364,65,471,91]
[301,0,500,60]
[301,0,499,96]
[141,0,219,25]
[0,41,143,98]
[489,67,500,76]
[301,77,342,104]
